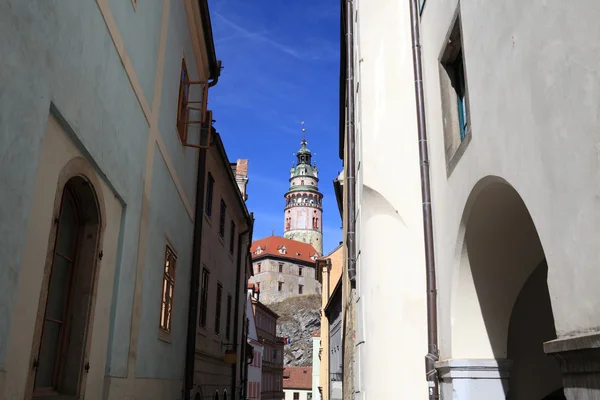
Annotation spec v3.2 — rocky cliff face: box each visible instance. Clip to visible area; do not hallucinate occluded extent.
[270,294,320,366]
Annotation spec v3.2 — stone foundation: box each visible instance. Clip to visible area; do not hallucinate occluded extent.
[545,332,600,400]
[436,359,512,400]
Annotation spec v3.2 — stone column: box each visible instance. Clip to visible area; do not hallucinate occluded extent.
[436,359,513,400]
[544,332,600,400]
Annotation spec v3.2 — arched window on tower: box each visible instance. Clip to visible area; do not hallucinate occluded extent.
[286,217,291,230]
[301,180,304,185]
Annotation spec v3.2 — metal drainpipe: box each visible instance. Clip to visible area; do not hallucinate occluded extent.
[408,1,440,399]
[232,218,253,399]
[343,0,357,286]
[184,146,207,400]
[184,64,222,400]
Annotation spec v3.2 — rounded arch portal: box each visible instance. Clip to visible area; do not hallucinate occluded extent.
[449,176,564,399]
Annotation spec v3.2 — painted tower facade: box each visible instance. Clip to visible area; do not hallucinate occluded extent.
[283,139,324,254]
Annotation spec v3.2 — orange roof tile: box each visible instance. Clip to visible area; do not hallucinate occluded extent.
[283,366,312,390]
[251,236,319,264]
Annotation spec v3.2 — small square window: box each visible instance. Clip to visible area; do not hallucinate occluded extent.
[226,294,232,340]
[199,268,209,327]
[215,283,223,335]
[229,221,236,254]
[278,263,283,273]
[298,284,303,295]
[205,173,214,217]
[298,267,303,276]
[219,199,227,238]
[278,282,283,292]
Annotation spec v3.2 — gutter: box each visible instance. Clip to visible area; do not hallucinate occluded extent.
[338,0,348,161]
[342,0,357,285]
[408,1,440,398]
[232,215,254,398]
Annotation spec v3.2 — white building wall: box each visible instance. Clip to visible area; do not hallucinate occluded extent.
[352,0,429,398]
[284,389,311,400]
[312,336,321,400]
[348,0,600,398]
[247,292,263,400]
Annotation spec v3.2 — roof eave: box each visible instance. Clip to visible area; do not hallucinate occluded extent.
[198,0,219,79]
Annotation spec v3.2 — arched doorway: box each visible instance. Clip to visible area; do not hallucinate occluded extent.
[450,178,564,399]
[32,175,102,398]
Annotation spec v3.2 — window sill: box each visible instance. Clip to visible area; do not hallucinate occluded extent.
[158,329,172,344]
[446,129,472,178]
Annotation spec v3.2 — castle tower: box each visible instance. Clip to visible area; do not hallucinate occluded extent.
[283,127,323,254]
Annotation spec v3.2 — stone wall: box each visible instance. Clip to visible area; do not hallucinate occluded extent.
[249,259,321,304]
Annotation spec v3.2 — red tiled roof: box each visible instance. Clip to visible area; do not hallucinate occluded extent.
[251,236,319,264]
[283,366,312,390]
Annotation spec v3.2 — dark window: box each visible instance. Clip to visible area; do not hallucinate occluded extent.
[176,59,189,142]
[450,49,468,141]
[278,263,283,273]
[293,393,299,400]
[278,282,283,292]
[160,246,177,333]
[205,173,214,217]
[199,268,209,327]
[299,284,303,295]
[219,199,226,238]
[299,267,303,276]
[226,294,232,340]
[229,221,235,254]
[257,263,261,273]
[215,283,223,335]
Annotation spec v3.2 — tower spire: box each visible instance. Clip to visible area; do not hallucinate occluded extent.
[301,121,306,142]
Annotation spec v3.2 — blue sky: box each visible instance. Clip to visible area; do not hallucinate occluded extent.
[208,0,342,255]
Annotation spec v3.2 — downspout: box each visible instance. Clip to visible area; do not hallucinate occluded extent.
[232,216,254,399]
[408,1,440,399]
[184,63,222,400]
[343,0,357,285]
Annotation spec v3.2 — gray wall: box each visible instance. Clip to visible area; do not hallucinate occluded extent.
[0,0,208,386]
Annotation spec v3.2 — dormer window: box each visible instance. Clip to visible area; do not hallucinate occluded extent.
[256,246,263,255]
[279,246,287,254]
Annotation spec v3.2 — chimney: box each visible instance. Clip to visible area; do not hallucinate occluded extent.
[233,159,249,201]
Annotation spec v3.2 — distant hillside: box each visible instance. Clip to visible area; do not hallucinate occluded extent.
[270,294,320,366]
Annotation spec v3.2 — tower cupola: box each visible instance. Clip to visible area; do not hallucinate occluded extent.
[282,122,324,254]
